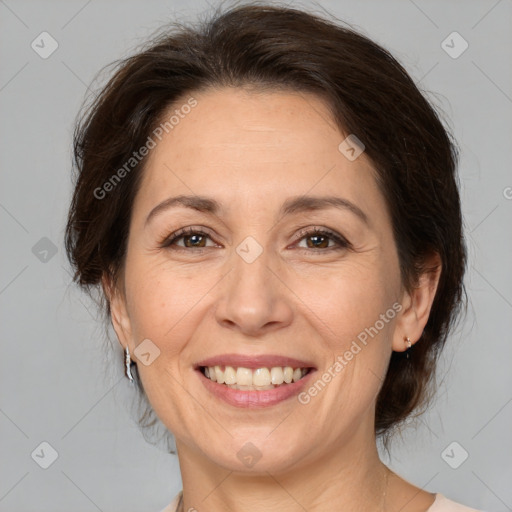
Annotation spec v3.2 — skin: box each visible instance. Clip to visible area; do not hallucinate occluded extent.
[105,87,441,512]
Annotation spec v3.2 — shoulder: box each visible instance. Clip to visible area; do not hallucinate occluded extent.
[158,490,183,512]
[429,493,486,512]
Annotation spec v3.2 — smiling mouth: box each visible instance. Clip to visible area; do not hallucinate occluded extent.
[199,365,313,390]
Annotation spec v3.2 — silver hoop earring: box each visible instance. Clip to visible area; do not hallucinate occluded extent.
[124,346,134,383]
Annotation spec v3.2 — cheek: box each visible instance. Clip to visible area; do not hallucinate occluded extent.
[122,257,199,345]
[291,258,399,346]
[122,254,230,374]
[290,260,399,415]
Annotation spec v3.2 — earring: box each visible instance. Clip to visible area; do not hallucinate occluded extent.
[124,346,134,383]
[404,337,412,359]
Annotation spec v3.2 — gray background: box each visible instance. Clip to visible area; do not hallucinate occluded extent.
[1,0,511,511]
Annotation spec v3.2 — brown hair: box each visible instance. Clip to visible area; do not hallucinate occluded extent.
[64,2,466,448]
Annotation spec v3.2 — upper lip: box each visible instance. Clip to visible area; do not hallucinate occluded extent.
[195,353,316,370]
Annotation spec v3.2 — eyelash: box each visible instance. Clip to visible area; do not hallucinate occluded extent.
[158,226,351,254]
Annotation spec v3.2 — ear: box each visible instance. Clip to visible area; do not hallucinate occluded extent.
[392,252,442,352]
[101,273,133,351]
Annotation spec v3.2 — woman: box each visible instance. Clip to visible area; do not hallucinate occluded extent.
[65,4,481,511]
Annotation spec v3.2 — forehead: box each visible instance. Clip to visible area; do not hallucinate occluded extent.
[133,87,381,220]
[155,87,341,162]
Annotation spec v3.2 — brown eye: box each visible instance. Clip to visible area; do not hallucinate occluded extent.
[295,227,351,252]
[305,233,330,249]
[180,233,207,248]
[160,227,215,250]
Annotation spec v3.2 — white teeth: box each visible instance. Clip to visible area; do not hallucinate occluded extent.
[202,365,309,387]
[283,366,293,383]
[214,366,225,384]
[223,366,236,385]
[270,367,284,385]
[227,383,275,391]
[253,368,271,386]
[292,368,303,382]
[236,367,253,386]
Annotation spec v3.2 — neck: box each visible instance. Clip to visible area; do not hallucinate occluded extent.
[175,430,389,512]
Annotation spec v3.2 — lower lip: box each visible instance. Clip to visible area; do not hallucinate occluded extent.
[197,369,315,408]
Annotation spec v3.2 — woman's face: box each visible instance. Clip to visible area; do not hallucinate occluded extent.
[109,87,412,472]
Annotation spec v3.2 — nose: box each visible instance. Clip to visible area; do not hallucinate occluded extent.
[214,247,294,337]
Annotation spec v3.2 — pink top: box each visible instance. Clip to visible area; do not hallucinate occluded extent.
[159,491,484,512]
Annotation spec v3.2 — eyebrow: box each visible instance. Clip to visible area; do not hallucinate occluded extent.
[144,194,369,227]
